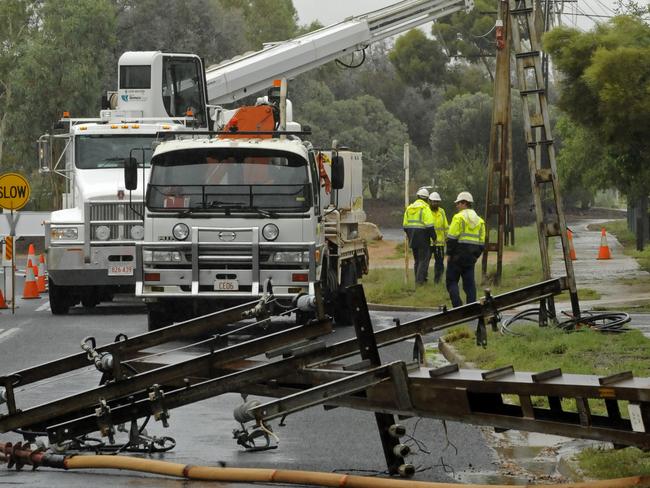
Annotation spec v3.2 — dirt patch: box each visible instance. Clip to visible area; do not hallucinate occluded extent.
[367,239,402,268]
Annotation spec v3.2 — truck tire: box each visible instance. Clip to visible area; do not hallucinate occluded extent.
[147,304,173,331]
[81,290,99,308]
[332,261,358,326]
[48,278,70,315]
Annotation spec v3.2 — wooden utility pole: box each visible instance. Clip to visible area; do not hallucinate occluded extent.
[482,0,515,285]
[403,143,410,285]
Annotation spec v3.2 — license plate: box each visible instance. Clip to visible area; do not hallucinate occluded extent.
[108,264,134,276]
[214,279,239,291]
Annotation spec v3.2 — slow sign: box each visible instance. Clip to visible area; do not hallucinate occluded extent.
[0,173,31,211]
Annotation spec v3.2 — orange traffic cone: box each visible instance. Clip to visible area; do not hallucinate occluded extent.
[597,227,612,260]
[37,254,47,293]
[0,289,8,309]
[27,243,37,268]
[22,259,41,299]
[567,229,577,260]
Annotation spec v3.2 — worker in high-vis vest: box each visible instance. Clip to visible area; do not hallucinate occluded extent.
[428,192,449,284]
[446,191,485,307]
[403,188,437,284]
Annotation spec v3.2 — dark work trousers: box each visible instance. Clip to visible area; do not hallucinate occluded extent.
[446,260,477,307]
[412,246,431,284]
[431,246,445,283]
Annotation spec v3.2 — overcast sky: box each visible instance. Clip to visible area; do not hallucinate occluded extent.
[292,0,645,31]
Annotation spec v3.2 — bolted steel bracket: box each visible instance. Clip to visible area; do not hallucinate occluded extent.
[148,384,170,428]
[95,398,115,444]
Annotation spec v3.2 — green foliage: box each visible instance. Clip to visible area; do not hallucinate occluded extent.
[434,0,497,77]
[224,0,298,48]
[555,115,612,209]
[116,0,249,66]
[3,0,117,168]
[444,64,493,99]
[430,92,492,168]
[434,151,487,217]
[299,94,410,198]
[388,29,448,87]
[544,16,650,199]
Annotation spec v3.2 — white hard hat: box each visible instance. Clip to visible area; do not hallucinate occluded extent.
[429,192,441,202]
[416,187,429,199]
[454,191,474,203]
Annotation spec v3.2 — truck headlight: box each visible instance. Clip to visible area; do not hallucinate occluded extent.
[152,251,182,262]
[50,227,79,240]
[95,225,111,241]
[172,223,189,241]
[130,225,145,240]
[262,223,279,241]
[272,251,310,263]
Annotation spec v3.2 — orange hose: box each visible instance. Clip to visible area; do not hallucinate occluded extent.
[63,455,650,488]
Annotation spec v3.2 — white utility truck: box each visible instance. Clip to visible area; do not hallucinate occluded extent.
[38,0,470,316]
[39,52,210,314]
[129,124,368,328]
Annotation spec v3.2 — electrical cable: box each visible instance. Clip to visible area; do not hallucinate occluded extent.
[335,49,367,69]
[471,23,498,39]
[500,307,631,335]
[558,310,631,333]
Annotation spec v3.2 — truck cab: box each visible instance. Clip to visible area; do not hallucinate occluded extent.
[134,135,367,330]
[39,52,209,314]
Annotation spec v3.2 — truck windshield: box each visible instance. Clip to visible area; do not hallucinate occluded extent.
[75,135,154,169]
[147,148,311,213]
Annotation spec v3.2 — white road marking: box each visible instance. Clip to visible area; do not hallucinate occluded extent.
[35,301,51,312]
[0,328,19,343]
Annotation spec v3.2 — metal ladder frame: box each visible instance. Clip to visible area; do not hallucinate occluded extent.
[509,0,581,321]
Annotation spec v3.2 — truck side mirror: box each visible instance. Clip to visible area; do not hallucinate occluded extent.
[331,155,344,190]
[124,157,138,190]
[37,135,52,173]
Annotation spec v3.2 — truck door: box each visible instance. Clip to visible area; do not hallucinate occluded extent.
[162,56,208,128]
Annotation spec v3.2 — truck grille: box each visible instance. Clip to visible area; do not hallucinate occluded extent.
[89,201,144,241]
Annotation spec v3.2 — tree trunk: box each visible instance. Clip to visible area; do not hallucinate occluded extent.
[636,195,648,251]
[368,177,379,199]
[0,112,5,164]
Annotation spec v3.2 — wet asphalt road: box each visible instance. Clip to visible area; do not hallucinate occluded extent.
[0,280,497,487]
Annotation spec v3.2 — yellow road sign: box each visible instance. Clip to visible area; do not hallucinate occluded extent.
[0,173,31,210]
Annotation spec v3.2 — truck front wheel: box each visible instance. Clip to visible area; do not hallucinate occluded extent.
[322,261,359,326]
[48,278,71,315]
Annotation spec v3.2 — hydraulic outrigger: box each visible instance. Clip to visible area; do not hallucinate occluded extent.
[1,279,649,476]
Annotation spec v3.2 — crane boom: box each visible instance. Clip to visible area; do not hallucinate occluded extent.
[205,0,472,105]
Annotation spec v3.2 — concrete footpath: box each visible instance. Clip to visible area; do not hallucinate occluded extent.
[552,219,650,307]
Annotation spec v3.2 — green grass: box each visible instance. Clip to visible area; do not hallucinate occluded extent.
[449,325,650,376]
[591,220,650,273]
[577,447,650,480]
[558,288,601,301]
[363,225,602,307]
